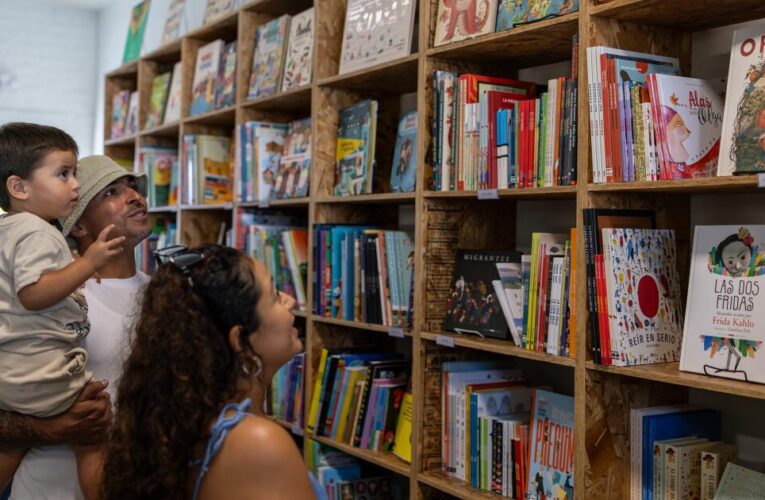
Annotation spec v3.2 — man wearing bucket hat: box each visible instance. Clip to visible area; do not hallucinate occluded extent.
[1,155,151,500]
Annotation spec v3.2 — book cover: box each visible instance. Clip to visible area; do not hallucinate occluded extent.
[496,0,528,31]
[339,0,416,74]
[494,260,525,346]
[390,111,417,193]
[714,462,765,499]
[601,228,683,366]
[434,0,498,47]
[444,250,523,339]
[333,100,378,196]
[253,123,288,202]
[195,134,230,203]
[145,72,172,129]
[125,91,139,135]
[718,23,765,175]
[123,0,150,63]
[163,62,183,124]
[392,392,413,463]
[248,15,290,99]
[701,443,736,500]
[526,390,575,500]
[275,118,311,199]
[215,41,237,109]
[110,90,130,139]
[681,225,765,384]
[202,0,239,25]
[190,39,224,116]
[281,7,314,91]
[161,0,185,44]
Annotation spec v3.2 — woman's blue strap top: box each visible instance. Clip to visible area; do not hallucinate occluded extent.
[190,398,327,500]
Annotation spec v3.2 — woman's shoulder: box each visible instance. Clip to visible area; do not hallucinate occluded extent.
[221,414,302,466]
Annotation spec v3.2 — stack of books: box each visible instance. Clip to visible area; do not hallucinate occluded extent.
[313,226,414,327]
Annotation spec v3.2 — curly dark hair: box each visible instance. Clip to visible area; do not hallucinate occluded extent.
[102,245,263,499]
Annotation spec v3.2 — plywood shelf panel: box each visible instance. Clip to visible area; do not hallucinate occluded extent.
[140,120,181,137]
[241,85,312,113]
[104,133,138,147]
[312,315,413,337]
[183,106,237,126]
[587,176,762,194]
[424,186,578,200]
[314,192,417,205]
[311,435,412,477]
[417,471,504,500]
[318,54,420,94]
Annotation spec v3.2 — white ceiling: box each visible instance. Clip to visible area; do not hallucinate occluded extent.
[49,0,114,9]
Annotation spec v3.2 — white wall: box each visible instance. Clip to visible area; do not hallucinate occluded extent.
[0,0,97,155]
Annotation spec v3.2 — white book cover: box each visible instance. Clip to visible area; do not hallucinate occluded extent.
[253,123,288,202]
[281,7,314,92]
[163,61,183,124]
[717,23,765,176]
[161,0,186,43]
[680,225,765,384]
[190,39,224,116]
[339,0,416,75]
[433,0,497,47]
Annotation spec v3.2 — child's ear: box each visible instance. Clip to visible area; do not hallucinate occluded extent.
[6,175,29,201]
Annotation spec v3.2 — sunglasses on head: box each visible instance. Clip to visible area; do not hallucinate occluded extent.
[153,245,205,279]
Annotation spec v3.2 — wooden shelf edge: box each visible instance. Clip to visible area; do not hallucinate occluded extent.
[417,471,503,499]
[587,176,761,194]
[184,10,240,39]
[424,186,577,199]
[237,198,310,208]
[104,134,138,147]
[586,361,765,400]
[311,315,412,336]
[314,192,416,204]
[147,205,179,213]
[180,202,234,210]
[140,121,181,136]
[183,106,237,126]
[420,331,575,366]
[317,54,420,87]
[106,60,138,78]
[142,39,183,61]
[310,435,411,477]
[241,84,312,109]
[292,309,307,318]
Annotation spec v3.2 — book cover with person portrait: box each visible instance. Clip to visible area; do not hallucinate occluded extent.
[681,225,765,384]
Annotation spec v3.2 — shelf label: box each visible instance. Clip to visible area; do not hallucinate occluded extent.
[477,188,499,200]
[259,198,270,208]
[388,326,405,338]
[758,173,765,188]
[435,334,455,348]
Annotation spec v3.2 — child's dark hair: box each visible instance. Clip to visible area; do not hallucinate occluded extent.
[0,122,79,210]
[715,232,753,265]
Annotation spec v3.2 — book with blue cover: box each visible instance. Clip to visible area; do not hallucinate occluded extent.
[334,100,378,196]
[390,111,417,192]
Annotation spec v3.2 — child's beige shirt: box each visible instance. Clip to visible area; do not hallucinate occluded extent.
[0,212,91,417]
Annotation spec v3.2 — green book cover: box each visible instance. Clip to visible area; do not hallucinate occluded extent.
[123,1,151,63]
[145,72,171,129]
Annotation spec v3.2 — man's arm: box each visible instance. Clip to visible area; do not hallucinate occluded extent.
[0,381,111,450]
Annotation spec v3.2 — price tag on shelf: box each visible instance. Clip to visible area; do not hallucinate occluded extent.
[435,334,455,348]
[477,188,499,200]
[388,326,405,338]
[259,198,270,208]
[758,173,765,188]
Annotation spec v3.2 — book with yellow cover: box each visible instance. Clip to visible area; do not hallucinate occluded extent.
[392,392,413,463]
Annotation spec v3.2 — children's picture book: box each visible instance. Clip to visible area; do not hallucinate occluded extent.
[434,0,498,47]
[247,15,290,99]
[700,443,736,500]
[718,22,765,176]
[601,228,683,366]
[215,40,236,109]
[339,0,416,74]
[161,0,185,44]
[444,250,523,339]
[252,123,288,202]
[333,100,378,196]
[274,118,312,199]
[125,91,139,135]
[526,390,575,500]
[163,62,183,124]
[110,89,130,139]
[190,39,224,116]
[392,392,413,463]
[281,7,314,92]
[202,0,239,25]
[123,0,150,63]
[145,71,171,129]
[390,111,417,193]
[648,75,723,179]
[681,225,765,384]
[714,462,765,499]
[497,0,579,31]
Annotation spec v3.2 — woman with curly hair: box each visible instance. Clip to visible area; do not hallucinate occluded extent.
[102,244,322,499]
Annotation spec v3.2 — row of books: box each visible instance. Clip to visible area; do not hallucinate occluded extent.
[270,352,305,433]
[180,134,233,205]
[305,439,406,500]
[234,117,311,203]
[306,349,411,458]
[110,90,138,139]
[247,9,314,99]
[190,39,237,116]
[234,212,308,311]
[443,232,577,357]
[145,63,183,128]
[135,218,177,274]
[434,0,579,47]
[139,145,179,208]
[313,226,414,327]
[440,360,574,499]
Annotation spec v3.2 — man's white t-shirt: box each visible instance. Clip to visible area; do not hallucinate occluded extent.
[10,272,149,500]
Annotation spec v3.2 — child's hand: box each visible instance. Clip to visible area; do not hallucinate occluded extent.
[82,225,126,271]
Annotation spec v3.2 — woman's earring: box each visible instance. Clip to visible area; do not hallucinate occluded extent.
[240,354,263,377]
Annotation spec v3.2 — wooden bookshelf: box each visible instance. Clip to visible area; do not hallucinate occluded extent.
[103,1,765,498]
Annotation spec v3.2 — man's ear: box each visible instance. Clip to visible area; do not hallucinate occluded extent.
[69,220,88,238]
[6,175,29,202]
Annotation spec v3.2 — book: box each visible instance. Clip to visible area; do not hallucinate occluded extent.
[274,118,312,199]
[247,15,290,99]
[202,0,239,25]
[652,437,707,500]
[392,392,412,463]
[680,225,765,384]
[190,39,224,116]
[196,135,231,204]
[110,90,130,139]
[145,72,172,129]
[664,440,718,500]
[444,250,523,339]
[215,41,237,109]
[161,0,185,44]
[526,390,575,500]
[281,7,314,92]
[338,0,416,74]
[601,228,683,366]
[390,111,417,193]
[718,23,765,175]
[434,0,498,47]
[254,123,288,202]
[123,0,150,63]
[163,62,183,124]
[125,91,139,135]
[714,462,765,499]
[700,443,736,500]
[333,100,378,196]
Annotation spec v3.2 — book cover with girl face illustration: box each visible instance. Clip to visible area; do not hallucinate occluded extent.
[681,225,765,384]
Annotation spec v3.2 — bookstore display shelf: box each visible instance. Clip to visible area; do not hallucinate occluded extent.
[311,435,411,477]
[238,198,310,208]
[183,106,236,126]
[292,309,307,318]
[105,60,138,78]
[311,316,412,337]
[586,361,765,401]
[185,9,239,41]
[587,176,762,194]
[420,331,576,367]
[242,0,313,16]
[148,205,178,213]
[180,202,234,211]
[317,54,420,94]
[241,85,312,113]
[104,133,137,147]
[140,120,181,138]
[423,186,578,200]
[417,471,502,500]
[142,39,182,62]
[589,0,765,31]
[425,13,578,66]
[314,192,416,205]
